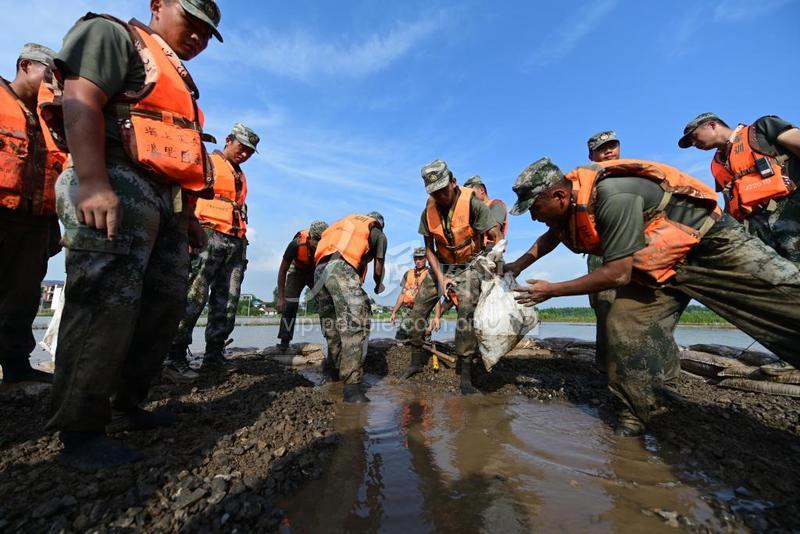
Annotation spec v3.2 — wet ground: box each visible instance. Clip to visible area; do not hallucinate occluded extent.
[1,338,799,532]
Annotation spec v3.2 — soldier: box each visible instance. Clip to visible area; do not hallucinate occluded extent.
[0,43,66,383]
[506,157,800,436]
[462,175,508,242]
[165,122,259,381]
[585,130,622,370]
[48,0,223,470]
[276,220,329,352]
[402,160,501,394]
[314,212,387,403]
[679,112,800,262]
[389,247,431,342]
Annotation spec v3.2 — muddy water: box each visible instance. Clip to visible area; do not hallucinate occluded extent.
[281,377,729,533]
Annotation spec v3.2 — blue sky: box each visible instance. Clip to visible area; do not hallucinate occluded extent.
[3,0,799,307]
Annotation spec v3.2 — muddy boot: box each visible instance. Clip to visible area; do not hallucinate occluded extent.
[162,345,198,383]
[321,357,340,383]
[343,384,370,403]
[614,409,646,437]
[57,432,139,472]
[459,358,479,395]
[202,344,233,369]
[1,361,53,384]
[106,407,177,434]
[402,350,426,380]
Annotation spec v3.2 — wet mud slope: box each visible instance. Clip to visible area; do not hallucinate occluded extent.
[0,356,336,532]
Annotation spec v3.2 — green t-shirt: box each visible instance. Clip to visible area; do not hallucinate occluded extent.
[593,176,712,263]
[751,116,799,181]
[418,188,498,238]
[367,227,387,261]
[488,199,507,232]
[55,17,146,165]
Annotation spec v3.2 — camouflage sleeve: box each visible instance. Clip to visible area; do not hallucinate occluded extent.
[468,195,497,234]
[282,239,299,262]
[594,184,647,263]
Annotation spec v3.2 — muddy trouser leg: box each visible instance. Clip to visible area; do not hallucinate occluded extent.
[395,307,411,340]
[278,266,310,344]
[170,228,222,356]
[605,284,688,425]
[114,207,189,410]
[406,275,440,367]
[47,165,176,433]
[0,212,53,375]
[314,262,340,373]
[205,235,247,352]
[753,190,800,263]
[451,267,482,365]
[587,255,616,370]
[672,217,800,367]
[323,261,370,385]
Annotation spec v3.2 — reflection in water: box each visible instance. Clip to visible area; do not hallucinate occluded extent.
[283,382,727,533]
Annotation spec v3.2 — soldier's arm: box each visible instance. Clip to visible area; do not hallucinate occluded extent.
[504,228,560,277]
[424,236,448,296]
[62,76,120,239]
[485,225,501,243]
[276,257,291,309]
[391,273,406,316]
[776,128,800,159]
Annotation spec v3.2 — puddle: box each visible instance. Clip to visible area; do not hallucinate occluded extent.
[281,377,735,533]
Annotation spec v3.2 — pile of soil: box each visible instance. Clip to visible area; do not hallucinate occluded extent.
[370,338,800,531]
[0,355,337,532]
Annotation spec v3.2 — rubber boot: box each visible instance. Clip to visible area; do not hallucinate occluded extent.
[106,407,177,433]
[459,358,479,395]
[614,408,646,437]
[343,384,370,403]
[57,432,139,472]
[277,339,290,353]
[402,350,426,380]
[321,357,340,383]
[1,360,53,384]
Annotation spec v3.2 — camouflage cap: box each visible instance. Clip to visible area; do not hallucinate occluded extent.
[178,0,223,42]
[367,211,385,229]
[587,130,619,152]
[678,112,727,148]
[463,175,484,189]
[230,123,260,152]
[308,220,329,240]
[510,157,565,216]
[17,43,56,67]
[421,159,453,193]
[412,247,426,257]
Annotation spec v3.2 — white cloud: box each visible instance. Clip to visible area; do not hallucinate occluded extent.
[713,0,797,22]
[527,0,620,67]
[211,13,445,81]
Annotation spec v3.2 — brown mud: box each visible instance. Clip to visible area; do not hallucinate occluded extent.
[1,339,798,532]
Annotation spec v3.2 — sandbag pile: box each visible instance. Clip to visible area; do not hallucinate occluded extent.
[680,344,800,397]
[259,343,324,366]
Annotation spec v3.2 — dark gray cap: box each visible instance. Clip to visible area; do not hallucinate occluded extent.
[510,157,565,216]
[463,175,484,189]
[587,130,619,152]
[18,43,56,67]
[179,0,223,42]
[412,247,425,257]
[366,211,384,229]
[230,122,260,152]
[308,220,329,240]
[421,159,453,193]
[678,112,727,148]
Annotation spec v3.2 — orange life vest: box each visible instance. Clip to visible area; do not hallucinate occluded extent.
[484,197,508,243]
[0,76,67,215]
[194,152,247,238]
[426,186,481,264]
[292,229,315,271]
[62,15,214,193]
[560,159,721,285]
[400,267,429,306]
[710,123,795,221]
[314,214,379,280]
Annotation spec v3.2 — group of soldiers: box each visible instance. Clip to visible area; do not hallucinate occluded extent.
[1,0,799,472]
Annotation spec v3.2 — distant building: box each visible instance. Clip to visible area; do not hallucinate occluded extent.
[40,280,64,311]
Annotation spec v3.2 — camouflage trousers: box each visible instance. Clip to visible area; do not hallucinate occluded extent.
[744,188,800,263]
[0,209,59,375]
[278,265,314,344]
[587,254,616,370]
[605,215,800,424]
[172,228,247,354]
[407,265,482,365]
[314,259,370,385]
[48,164,190,433]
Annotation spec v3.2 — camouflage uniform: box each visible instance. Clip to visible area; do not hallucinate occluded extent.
[171,228,247,355]
[48,164,190,432]
[314,259,371,385]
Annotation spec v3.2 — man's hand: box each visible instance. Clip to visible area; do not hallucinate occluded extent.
[187,218,207,253]
[514,279,556,307]
[390,310,397,324]
[503,260,523,278]
[76,180,120,239]
[375,283,385,295]
[277,297,286,313]
[426,316,441,334]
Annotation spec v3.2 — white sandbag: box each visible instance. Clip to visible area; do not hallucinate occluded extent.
[39,286,64,359]
[474,272,539,371]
